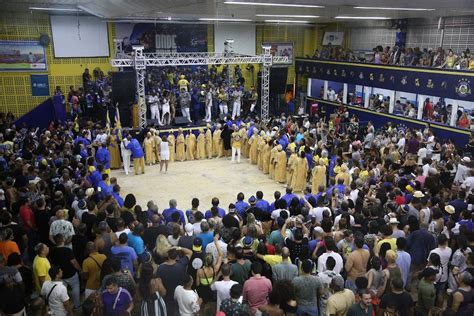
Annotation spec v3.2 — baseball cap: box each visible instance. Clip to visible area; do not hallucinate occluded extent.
[248,196,256,204]
[193,237,202,252]
[185,223,194,236]
[243,236,253,247]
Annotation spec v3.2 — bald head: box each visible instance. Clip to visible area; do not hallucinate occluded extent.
[281,247,290,259]
[151,214,160,225]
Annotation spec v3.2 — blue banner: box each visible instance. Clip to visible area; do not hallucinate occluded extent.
[31,74,49,96]
[296,58,474,101]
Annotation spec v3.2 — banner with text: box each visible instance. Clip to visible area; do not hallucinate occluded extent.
[296,58,474,101]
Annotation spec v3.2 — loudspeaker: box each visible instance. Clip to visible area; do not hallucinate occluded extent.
[174,116,190,126]
[112,71,136,127]
[270,67,288,95]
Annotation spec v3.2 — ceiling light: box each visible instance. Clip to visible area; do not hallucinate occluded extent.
[29,6,81,12]
[264,19,311,23]
[257,14,319,18]
[199,18,252,22]
[224,1,324,8]
[354,7,435,11]
[334,16,390,20]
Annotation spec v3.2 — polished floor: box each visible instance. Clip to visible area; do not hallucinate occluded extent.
[111,157,284,213]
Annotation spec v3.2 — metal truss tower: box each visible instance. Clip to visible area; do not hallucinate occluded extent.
[112,43,288,129]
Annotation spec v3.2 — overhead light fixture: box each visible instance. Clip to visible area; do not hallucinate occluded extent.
[257,14,319,18]
[264,19,311,23]
[199,18,252,22]
[334,16,390,20]
[77,5,106,18]
[29,6,81,12]
[224,1,324,8]
[354,7,435,11]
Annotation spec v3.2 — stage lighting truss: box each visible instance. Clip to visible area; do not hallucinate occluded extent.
[111,41,288,129]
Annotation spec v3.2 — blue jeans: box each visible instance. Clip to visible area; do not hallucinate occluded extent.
[345,279,358,293]
[296,305,318,316]
[62,272,81,309]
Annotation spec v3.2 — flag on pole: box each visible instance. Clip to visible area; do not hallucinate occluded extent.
[114,104,123,141]
[106,108,111,135]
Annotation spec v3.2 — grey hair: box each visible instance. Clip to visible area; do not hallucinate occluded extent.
[169,199,177,208]
[459,271,473,285]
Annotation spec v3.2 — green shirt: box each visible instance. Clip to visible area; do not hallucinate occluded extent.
[417,278,435,315]
[347,303,373,316]
[230,260,251,285]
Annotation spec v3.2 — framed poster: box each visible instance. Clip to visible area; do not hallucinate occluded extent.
[322,32,344,46]
[262,42,293,65]
[0,41,47,71]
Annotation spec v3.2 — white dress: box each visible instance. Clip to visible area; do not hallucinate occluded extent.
[160,141,170,160]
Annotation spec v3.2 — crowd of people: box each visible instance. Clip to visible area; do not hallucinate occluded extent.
[311,44,474,70]
[1,97,474,316]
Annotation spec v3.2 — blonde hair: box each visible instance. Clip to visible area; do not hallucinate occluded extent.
[385,249,398,263]
[155,234,171,258]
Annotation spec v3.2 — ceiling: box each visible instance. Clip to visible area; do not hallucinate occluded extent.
[3,0,474,24]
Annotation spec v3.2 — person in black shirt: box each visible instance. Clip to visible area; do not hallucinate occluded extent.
[379,277,414,316]
[82,200,98,241]
[144,214,169,252]
[105,204,118,232]
[48,234,82,310]
[71,224,88,266]
[0,210,27,253]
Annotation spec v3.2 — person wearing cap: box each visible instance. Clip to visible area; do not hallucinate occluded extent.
[454,156,471,184]
[326,275,355,316]
[448,191,468,217]
[389,217,405,239]
[178,223,195,250]
[416,267,437,316]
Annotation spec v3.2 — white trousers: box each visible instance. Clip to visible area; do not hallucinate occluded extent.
[219,103,228,116]
[232,101,241,119]
[250,102,256,113]
[205,102,212,122]
[181,107,191,122]
[231,147,241,163]
[122,151,131,175]
[150,104,161,124]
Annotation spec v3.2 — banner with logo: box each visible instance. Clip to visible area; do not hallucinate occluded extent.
[296,58,473,101]
[115,23,208,53]
[31,74,49,96]
[0,41,47,71]
[262,42,293,65]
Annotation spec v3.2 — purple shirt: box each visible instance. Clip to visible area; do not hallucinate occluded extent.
[407,138,419,154]
[102,287,132,315]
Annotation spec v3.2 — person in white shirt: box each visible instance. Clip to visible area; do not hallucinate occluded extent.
[327,88,336,101]
[461,170,474,190]
[231,87,242,120]
[428,234,452,306]
[205,88,213,122]
[149,93,162,124]
[211,264,237,312]
[174,275,201,316]
[397,136,406,153]
[317,237,344,274]
[94,129,108,145]
[454,157,471,184]
[120,137,132,175]
[206,237,227,265]
[41,266,73,316]
[417,144,428,165]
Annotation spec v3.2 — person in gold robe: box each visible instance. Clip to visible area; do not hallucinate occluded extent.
[143,132,155,165]
[205,126,213,159]
[213,124,223,158]
[286,147,298,185]
[248,129,259,164]
[269,144,279,180]
[262,138,271,175]
[257,132,266,170]
[274,145,287,183]
[186,131,197,161]
[291,151,308,192]
[167,130,176,162]
[175,128,186,162]
[196,129,206,160]
[240,126,248,159]
[311,158,327,194]
[152,129,162,163]
[335,164,351,186]
[107,135,121,169]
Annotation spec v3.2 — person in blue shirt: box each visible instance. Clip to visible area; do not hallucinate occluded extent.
[125,135,145,175]
[110,233,138,275]
[96,143,111,173]
[269,191,282,212]
[127,223,146,261]
[196,220,214,250]
[88,164,103,188]
[112,185,124,208]
[334,178,346,197]
[162,199,185,224]
[205,197,226,219]
[74,131,91,146]
[277,131,289,150]
[235,192,249,218]
[281,187,298,206]
[255,191,270,213]
[97,174,113,199]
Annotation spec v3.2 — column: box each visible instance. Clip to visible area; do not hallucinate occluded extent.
[450,101,459,127]
[417,95,424,120]
[363,86,371,108]
[388,90,396,114]
[343,83,348,104]
[307,78,312,97]
[323,80,328,100]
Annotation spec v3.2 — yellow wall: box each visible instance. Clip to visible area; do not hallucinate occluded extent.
[0,12,115,116]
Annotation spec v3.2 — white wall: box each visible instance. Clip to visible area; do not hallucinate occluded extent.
[214,24,256,55]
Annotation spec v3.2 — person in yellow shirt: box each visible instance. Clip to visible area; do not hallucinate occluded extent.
[33,243,51,293]
[177,75,189,91]
[231,125,242,163]
[82,242,107,299]
[374,225,398,256]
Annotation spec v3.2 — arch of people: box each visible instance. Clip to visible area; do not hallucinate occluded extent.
[111,40,289,129]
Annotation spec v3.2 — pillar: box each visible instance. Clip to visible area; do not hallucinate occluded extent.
[343,83,348,104]
[364,86,371,108]
[417,95,424,120]
[323,80,328,100]
[388,90,395,114]
[450,101,459,127]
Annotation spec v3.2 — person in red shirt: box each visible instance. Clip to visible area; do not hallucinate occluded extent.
[18,197,35,232]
